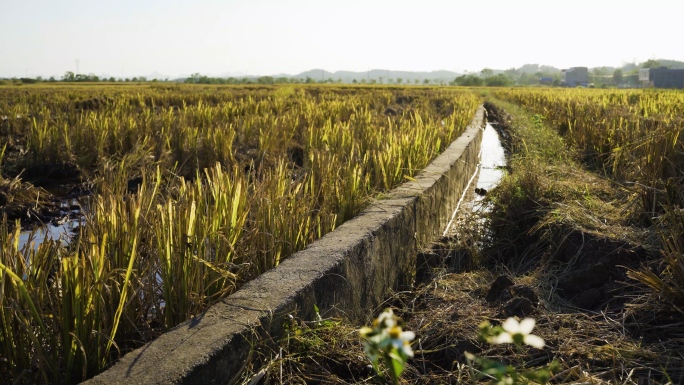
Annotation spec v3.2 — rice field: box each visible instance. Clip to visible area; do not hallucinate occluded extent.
[493,87,684,315]
[493,88,684,196]
[0,84,480,384]
[7,84,683,384]
[238,90,684,385]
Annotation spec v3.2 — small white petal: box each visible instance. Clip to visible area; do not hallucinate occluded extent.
[524,334,545,348]
[493,332,513,344]
[402,344,414,358]
[377,310,397,328]
[519,318,536,335]
[400,331,415,341]
[502,318,521,333]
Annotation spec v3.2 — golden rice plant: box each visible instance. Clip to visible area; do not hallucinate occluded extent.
[494,87,684,312]
[0,84,481,383]
[628,205,684,311]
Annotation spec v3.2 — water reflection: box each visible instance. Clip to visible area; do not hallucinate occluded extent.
[473,123,506,209]
[443,123,507,236]
[18,200,81,250]
[18,220,79,250]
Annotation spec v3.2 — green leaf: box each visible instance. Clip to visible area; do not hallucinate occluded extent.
[388,351,406,378]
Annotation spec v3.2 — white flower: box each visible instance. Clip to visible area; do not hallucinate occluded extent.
[358,326,374,338]
[388,326,415,357]
[399,342,414,358]
[493,317,545,348]
[375,308,397,328]
[360,308,416,366]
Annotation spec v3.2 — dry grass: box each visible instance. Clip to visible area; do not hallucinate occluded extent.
[0,176,56,226]
[0,85,482,384]
[244,267,683,384]
[492,89,684,315]
[239,96,684,385]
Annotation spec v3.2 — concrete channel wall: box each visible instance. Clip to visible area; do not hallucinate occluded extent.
[84,106,486,385]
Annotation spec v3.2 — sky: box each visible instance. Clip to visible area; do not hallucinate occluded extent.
[2,0,683,79]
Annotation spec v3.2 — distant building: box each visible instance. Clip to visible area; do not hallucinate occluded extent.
[639,69,651,86]
[561,67,589,87]
[639,67,684,88]
[539,77,553,85]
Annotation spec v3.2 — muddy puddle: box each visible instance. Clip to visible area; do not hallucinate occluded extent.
[18,200,81,250]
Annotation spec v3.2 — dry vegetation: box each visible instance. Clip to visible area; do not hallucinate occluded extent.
[492,88,684,308]
[241,90,684,385]
[0,84,480,384]
[3,84,683,384]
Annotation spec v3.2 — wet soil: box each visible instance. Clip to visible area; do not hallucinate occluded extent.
[0,180,84,228]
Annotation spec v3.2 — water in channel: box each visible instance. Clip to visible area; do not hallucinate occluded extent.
[473,123,507,209]
[443,122,507,236]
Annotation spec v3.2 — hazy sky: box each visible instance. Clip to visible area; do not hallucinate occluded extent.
[2,0,682,78]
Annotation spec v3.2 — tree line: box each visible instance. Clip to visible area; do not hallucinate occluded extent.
[1,60,672,87]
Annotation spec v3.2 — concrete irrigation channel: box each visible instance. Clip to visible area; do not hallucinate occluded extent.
[84,106,489,385]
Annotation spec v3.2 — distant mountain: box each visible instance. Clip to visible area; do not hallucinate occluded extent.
[291,69,461,83]
[123,59,684,84]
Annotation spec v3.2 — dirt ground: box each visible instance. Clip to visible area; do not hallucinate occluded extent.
[238,101,684,385]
